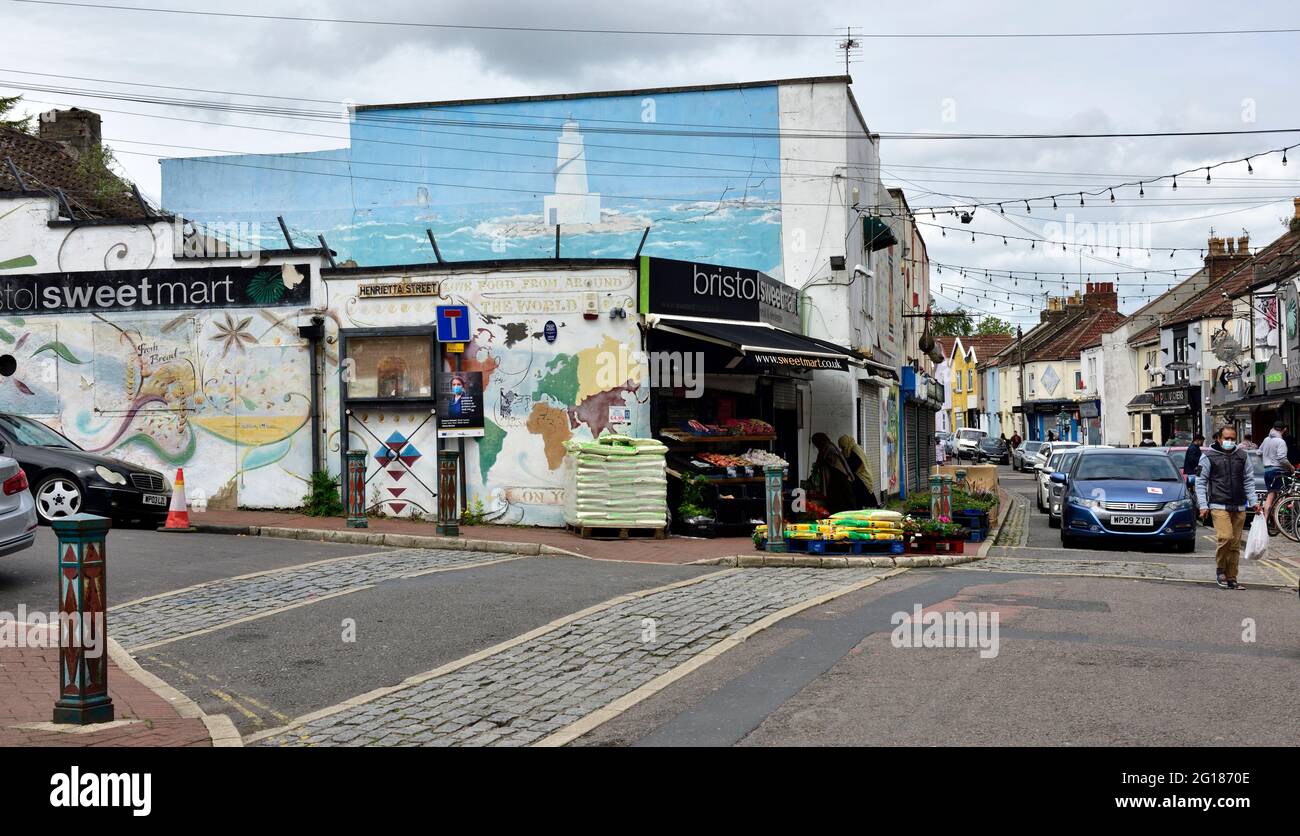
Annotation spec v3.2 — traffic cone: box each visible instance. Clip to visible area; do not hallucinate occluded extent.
[158,467,197,532]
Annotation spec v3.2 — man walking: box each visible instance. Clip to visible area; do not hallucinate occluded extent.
[1195,426,1260,589]
[1258,420,1292,514]
[1183,433,1203,492]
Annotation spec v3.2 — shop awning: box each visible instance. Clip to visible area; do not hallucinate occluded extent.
[647,315,857,372]
[863,216,898,252]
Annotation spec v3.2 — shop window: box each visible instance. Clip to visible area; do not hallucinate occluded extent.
[345,335,433,399]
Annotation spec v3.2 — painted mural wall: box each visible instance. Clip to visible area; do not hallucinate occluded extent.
[0,196,324,510]
[324,266,648,527]
[163,86,786,277]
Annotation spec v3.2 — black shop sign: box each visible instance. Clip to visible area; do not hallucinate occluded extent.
[0,263,312,316]
[638,256,799,330]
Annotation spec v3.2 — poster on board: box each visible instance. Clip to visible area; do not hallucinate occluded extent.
[437,371,485,438]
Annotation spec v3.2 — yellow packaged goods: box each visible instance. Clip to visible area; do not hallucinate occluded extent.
[829,509,904,523]
[832,519,902,531]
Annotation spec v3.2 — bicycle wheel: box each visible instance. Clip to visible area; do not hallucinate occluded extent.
[1270,494,1300,542]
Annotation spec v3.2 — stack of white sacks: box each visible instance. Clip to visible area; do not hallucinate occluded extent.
[562,434,669,529]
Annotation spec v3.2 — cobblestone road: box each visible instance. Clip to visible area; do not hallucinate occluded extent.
[111,548,517,650]
[257,567,888,747]
[961,555,1294,586]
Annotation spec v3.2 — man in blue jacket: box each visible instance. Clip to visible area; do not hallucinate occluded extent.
[1195,425,1260,589]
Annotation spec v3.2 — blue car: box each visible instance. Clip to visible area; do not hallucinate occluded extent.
[1057,448,1197,552]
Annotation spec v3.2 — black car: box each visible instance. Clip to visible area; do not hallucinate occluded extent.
[0,413,172,525]
[974,437,1009,465]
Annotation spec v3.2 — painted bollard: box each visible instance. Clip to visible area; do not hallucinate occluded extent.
[929,474,953,521]
[345,449,368,529]
[53,514,113,725]
[764,465,786,553]
[437,450,460,536]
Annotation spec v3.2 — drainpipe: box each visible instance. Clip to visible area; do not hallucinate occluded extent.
[298,315,326,472]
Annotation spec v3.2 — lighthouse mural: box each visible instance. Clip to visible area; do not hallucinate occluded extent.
[544,119,602,226]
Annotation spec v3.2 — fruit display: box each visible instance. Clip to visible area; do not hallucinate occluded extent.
[723,418,775,435]
[697,452,750,468]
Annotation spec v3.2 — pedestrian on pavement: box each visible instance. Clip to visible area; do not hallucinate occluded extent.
[838,435,879,508]
[1010,431,1022,449]
[935,435,946,466]
[1183,433,1203,491]
[1047,430,1056,442]
[811,432,857,514]
[1258,420,1293,514]
[1195,425,1260,589]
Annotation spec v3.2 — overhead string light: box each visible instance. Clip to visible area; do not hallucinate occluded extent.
[857,140,1300,219]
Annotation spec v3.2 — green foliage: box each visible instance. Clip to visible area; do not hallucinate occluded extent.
[301,470,344,517]
[0,95,32,133]
[975,316,1014,336]
[677,473,714,521]
[931,309,974,337]
[73,143,131,208]
[460,496,487,526]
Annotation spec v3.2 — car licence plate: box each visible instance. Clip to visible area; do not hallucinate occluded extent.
[142,494,167,507]
[1109,514,1153,526]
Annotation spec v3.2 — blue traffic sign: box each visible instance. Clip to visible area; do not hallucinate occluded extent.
[436,305,470,343]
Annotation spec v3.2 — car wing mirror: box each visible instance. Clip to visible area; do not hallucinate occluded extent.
[1050,472,1067,484]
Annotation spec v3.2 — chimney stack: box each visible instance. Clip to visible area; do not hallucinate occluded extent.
[38,108,101,158]
[1204,232,1248,280]
[1083,281,1118,311]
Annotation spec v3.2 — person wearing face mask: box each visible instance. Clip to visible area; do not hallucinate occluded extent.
[1194,425,1260,589]
[448,375,467,418]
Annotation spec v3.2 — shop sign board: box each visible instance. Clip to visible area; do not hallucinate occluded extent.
[0,263,311,316]
[638,256,798,331]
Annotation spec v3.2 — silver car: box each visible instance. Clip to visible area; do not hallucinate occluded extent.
[0,455,38,556]
[1014,440,1045,472]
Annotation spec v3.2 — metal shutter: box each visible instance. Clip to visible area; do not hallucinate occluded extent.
[905,402,921,494]
[861,384,882,490]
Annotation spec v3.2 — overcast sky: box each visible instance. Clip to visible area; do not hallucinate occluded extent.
[3,0,1298,326]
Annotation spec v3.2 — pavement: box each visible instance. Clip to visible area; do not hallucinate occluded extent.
[193,508,753,564]
[0,625,227,747]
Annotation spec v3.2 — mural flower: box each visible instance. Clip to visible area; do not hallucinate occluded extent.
[210,313,257,358]
[0,318,86,401]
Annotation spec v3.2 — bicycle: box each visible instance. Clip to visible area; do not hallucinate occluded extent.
[1266,471,1300,542]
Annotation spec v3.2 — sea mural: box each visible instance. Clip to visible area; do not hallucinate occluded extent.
[326,267,648,526]
[162,85,785,277]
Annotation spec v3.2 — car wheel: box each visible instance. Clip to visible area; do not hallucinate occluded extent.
[1060,531,1076,548]
[1048,514,1060,529]
[34,474,83,523]
[1175,539,1196,553]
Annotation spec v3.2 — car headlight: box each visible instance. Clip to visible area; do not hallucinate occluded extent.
[1165,498,1192,511]
[1071,496,1104,510]
[94,465,127,486]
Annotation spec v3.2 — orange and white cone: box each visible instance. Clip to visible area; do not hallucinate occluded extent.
[158,467,197,532]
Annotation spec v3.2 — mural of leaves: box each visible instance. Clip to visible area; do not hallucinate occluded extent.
[31,341,87,364]
[246,269,287,305]
[0,255,37,271]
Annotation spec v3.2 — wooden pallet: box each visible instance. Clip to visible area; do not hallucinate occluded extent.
[565,522,667,540]
[757,538,905,555]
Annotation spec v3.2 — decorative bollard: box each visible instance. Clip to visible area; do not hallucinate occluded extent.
[345,449,368,529]
[929,473,953,521]
[53,514,113,725]
[764,465,786,553]
[437,450,460,536]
